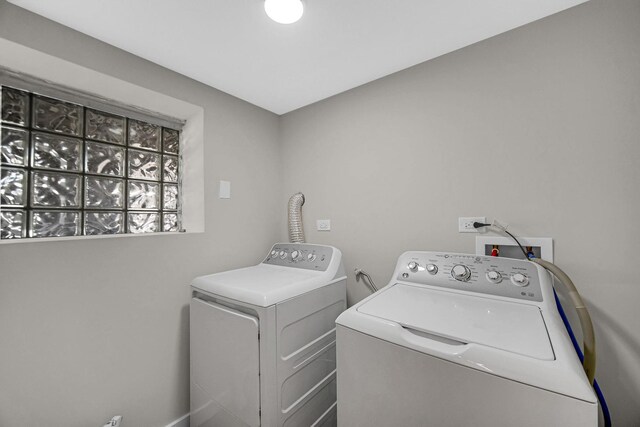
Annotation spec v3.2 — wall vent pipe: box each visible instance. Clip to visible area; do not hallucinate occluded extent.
[288,192,305,243]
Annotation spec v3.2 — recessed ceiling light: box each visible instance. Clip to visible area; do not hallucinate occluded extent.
[264,0,304,24]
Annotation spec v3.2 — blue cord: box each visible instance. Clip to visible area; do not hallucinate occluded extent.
[554,290,612,426]
[500,238,610,424]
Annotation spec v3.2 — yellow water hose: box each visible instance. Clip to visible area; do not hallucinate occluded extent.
[531,258,596,385]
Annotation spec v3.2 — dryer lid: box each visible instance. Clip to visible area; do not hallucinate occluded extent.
[357,284,554,360]
[191,264,326,307]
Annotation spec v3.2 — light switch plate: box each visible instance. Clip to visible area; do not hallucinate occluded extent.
[316,219,331,231]
[219,180,231,199]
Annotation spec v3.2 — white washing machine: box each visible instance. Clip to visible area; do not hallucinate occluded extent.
[190,243,346,427]
[336,251,598,427]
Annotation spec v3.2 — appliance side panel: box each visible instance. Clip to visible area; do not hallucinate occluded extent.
[277,280,347,426]
[190,298,261,427]
[260,306,279,427]
[336,326,597,427]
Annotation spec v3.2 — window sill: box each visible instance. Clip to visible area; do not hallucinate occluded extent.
[0,230,204,245]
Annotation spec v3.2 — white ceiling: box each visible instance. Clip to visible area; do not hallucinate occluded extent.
[8,0,588,114]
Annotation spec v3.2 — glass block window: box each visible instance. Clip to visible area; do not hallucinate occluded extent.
[1,85,181,239]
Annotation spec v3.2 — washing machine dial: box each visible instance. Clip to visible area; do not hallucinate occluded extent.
[486,270,502,284]
[307,253,317,262]
[407,261,419,272]
[426,264,438,275]
[451,265,471,282]
[511,273,529,287]
[290,250,302,261]
[270,250,278,257]
[279,250,287,259]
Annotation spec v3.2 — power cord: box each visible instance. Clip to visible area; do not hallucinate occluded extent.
[554,290,612,427]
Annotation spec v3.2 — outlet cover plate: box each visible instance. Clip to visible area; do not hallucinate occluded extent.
[459,216,486,233]
[316,219,331,231]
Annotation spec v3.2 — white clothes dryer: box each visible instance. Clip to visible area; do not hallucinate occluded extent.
[336,251,597,427]
[190,243,346,427]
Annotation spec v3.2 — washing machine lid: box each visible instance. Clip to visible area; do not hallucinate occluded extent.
[191,264,326,307]
[357,284,554,360]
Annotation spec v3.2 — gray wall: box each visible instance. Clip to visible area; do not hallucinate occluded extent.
[280,0,640,425]
[2,0,640,426]
[0,1,282,426]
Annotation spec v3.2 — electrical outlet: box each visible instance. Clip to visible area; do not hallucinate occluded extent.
[458,217,486,233]
[103,415,123,427]
[316,219,331,231]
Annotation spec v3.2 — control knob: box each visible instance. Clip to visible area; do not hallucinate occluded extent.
[451,264,471,282]
[307,253,317,262]
[511,273,529,287]
[486,270,502,284]
[279,250,287,259]
[407,261,419,272]
[426,264,438,275]
[270,250,278,257]
[290,250,302,261]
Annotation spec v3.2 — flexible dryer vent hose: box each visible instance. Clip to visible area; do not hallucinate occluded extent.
[288,192,305,243]
[531,258,596,385]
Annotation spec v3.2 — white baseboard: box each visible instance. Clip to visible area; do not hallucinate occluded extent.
[166,413,189,427]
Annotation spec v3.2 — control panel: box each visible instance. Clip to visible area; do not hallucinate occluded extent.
[263,243,333,271]
[396,252,543,302]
